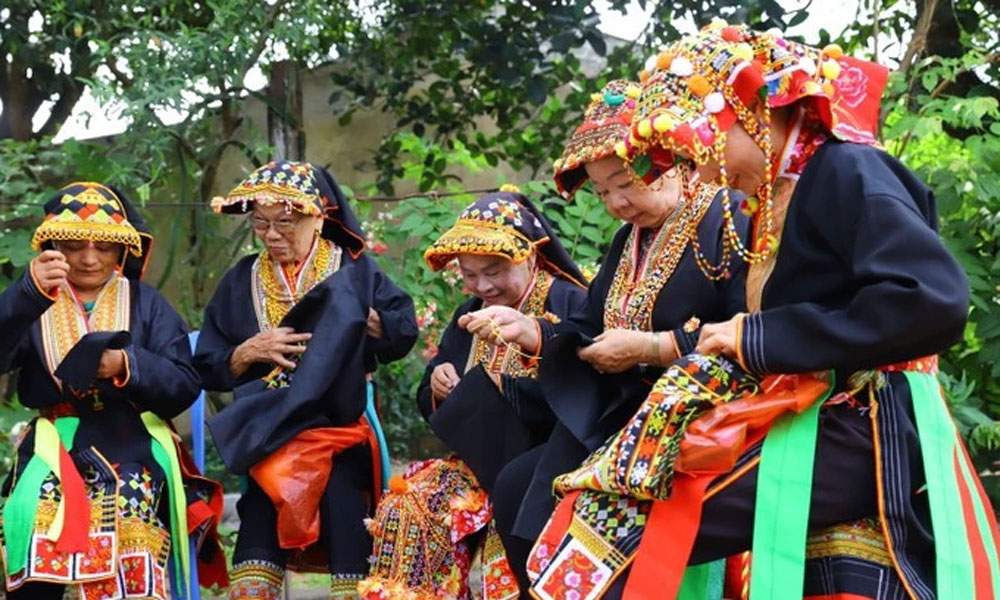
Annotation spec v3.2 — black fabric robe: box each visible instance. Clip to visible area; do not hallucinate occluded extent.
[192,249,417,576]
[491,189,750,576]
[0,271,200,468]
[417,276,588,493]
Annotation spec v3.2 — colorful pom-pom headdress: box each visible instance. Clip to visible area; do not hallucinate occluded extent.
[553,79,643,198]
[627,22,888,276]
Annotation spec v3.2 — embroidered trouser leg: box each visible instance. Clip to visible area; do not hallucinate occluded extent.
[230,478,287,600]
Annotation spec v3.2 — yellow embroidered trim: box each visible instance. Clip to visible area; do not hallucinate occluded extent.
[424,219,545,271]
[250,238,341,331]
[211,183,323,216]
[40,275,131,385]
[31,220,143,257]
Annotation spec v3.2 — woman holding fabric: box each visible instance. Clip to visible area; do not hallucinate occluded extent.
[194,160,418,600]
[360,187,587,599]
[461,79,750,594]
[0,182,226,600]
[527,24,991,600]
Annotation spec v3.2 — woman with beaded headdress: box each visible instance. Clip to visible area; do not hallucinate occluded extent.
[0,182,227,600]
[458,79,751,595]
[193,161,418,600]
[526,24,990,600]
[359,185,588,600]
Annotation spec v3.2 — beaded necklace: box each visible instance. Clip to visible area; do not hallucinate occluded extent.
[603,184,715,331]
[467,269,553,378]
[250,237,341,330]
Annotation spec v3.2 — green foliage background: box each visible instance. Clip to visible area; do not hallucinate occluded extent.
[1,0,998,516]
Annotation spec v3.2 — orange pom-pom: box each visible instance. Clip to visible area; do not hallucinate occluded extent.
[656,51,674,71]
[822,44,844,59]
[721,26,742,42]
[688,74,711,98]
[388,475,409,494]
[639,69,650,83]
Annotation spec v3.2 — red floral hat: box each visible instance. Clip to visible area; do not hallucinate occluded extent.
[553,79,642,199]
[624,22,888,273]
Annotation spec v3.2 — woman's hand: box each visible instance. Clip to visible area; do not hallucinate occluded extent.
[430,362,461,402]
[367,308,384,339]
[695,314,743,358]
[96,349,126,379]
[577,329,651,374]
[229,326,312,377]
[31,250,69,293]
[457,306,540,353]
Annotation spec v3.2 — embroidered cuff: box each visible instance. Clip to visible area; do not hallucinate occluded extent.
[22,269,57,306]
[671,326,699,357]
[740,312,768,374]
[112,349,131,388]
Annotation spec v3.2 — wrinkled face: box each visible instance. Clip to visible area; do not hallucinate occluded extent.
[693,121,768,195]
[53,240,123,291]
[457,253,537,307]
[251,202,323,264]
[584,156,682,229]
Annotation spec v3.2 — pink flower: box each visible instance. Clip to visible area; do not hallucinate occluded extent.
[566,591,581,600]
[833,64,869,108]
[565,571,582,587]
[536,543,550,558]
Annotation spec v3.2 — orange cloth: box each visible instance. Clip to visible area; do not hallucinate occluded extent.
[249,421,380,550]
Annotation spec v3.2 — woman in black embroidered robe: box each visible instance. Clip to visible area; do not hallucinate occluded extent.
[193,161,417,600]
[0,182,225,600]
[361,188,587,600]
[459,80,750,594]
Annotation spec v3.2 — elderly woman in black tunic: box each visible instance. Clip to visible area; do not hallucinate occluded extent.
[527,24,989,600]
[194,161,417,600]
[360,187,587,600]
[0,182,225,600]
[461,80,750,595]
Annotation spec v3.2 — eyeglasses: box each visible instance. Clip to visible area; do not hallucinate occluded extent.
[249,215,302,235]
[54,240,121,253]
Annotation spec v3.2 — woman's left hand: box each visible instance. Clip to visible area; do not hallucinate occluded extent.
[695,314,743,358]
[96,349,126,379]
[577,329,648,374]
[367,308,383,339]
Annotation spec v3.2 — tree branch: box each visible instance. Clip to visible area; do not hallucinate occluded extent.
[899,0,941,74]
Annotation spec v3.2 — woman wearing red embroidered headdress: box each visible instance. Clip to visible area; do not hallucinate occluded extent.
[458,79,752,596]
[527,24,991,600]
[0,182,226,600]
[194,161,418,600]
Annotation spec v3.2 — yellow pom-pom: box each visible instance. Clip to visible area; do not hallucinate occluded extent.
[688,74,712,98]
[499,183,521,193]
[637,119,653,139]
[388,475,409,494]
[707,18,728,30]
[822,44,844,59]
[625,85,642,99]
[653,114,674,133]
[591,92,603,103]
[821,59,842,80]
[732,43,754,62]
[822,82,836,97]
[614,141,628,158]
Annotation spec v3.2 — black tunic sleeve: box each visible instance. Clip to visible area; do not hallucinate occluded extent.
[121,282,201,420]
[416,300,478,422]
[366,261,419,365]
[192,258,256,392]
[740,144,969,374]
[0,271,54,373]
